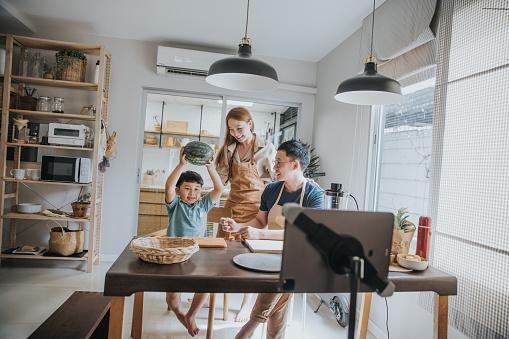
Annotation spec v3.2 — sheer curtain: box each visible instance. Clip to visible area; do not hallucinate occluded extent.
[425,0,509,337]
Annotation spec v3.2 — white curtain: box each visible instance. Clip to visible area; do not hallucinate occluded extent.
[425,0,509,337]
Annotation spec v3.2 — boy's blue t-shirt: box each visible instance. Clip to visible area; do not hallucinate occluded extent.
[260,181,324,211]
[165,193,214,237]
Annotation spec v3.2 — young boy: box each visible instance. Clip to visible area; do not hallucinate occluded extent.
[165,147,223,335]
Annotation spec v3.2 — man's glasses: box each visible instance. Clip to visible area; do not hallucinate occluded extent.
[272,159,294,168]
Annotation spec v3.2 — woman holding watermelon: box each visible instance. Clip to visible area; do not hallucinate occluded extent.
[215,106,277,321]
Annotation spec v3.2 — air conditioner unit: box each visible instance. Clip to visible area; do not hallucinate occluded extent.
[157,46,231,78]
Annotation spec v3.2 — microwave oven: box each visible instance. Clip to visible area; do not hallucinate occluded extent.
[41,156,92,183]
[48,123,86,147]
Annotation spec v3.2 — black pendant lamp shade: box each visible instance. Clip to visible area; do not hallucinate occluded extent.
[334,56,404,105]
[206,39,279,91]
[334,0,404,105]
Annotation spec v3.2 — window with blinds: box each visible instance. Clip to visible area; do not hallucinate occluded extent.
[423,0,509,337]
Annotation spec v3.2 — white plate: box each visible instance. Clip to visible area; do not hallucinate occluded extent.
[397,255,428,271]
[233,253,282,273]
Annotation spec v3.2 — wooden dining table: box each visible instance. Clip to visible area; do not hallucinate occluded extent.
[104,239,457,339]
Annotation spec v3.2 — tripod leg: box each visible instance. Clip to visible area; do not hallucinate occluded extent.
[314,299,324,313]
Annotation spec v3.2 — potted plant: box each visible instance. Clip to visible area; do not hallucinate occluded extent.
[300,141,320,178]
[391,207,416,259]
[71,192,91,218]
[55,48,87,82]
[142,169,154,186]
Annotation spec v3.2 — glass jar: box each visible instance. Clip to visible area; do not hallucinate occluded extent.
[29,52,42,78]
[85,127,94,148]
[37,96,51,112]
[52,97,65,113]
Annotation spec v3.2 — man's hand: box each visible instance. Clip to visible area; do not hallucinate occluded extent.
[220,217,240,232]
[238,226,263,240]
[179,147,187,166]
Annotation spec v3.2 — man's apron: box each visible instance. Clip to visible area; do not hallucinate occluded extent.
[267,181,306,230]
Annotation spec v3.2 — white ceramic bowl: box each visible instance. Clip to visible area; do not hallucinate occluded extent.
[397,254,428,271]
[18,203,42,214]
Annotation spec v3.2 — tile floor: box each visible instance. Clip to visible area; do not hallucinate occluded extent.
[0,260,376,339]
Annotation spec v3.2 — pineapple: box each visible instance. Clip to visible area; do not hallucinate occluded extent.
[394,207,415,230]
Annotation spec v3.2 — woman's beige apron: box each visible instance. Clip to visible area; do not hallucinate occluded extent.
[267,181,306,230]
[218,136,265,239]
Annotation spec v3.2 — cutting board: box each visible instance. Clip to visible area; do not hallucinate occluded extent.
[183,237,227,248]
[243,239,283,254]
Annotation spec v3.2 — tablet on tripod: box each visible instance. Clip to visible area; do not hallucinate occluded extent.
[279,208,394,293]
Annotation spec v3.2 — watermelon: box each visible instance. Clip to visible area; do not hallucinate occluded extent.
[183,141,214,166]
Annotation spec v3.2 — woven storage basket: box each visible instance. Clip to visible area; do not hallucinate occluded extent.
[46,222,84,256]
[129,237,199,264]
[56,56,87,82]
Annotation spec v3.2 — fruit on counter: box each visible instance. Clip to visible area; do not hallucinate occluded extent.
[183,141,214,166]
[399,254,427,262]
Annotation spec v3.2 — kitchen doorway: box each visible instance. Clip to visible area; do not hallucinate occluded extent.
[136,89,299,236]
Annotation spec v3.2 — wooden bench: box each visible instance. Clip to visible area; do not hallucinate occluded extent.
[28,291,111,339]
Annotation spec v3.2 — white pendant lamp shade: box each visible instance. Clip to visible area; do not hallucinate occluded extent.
[334,57,404,105]
[206,43,279,91]
[334,0,404,106]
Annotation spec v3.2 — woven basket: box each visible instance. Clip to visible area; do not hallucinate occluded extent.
[46,222,84,256]
[129,237,199,264]
[56,56,87,82]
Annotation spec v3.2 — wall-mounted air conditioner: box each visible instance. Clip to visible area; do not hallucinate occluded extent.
[157,46,231,78]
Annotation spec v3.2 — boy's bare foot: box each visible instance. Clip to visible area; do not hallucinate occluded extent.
[235,304,251,322]
[235,319,259,339]
[184,313,200,337]
[175,311,188,329]
[187,297,210,308]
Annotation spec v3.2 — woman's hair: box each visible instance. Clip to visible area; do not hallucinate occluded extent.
[215,107,255,169]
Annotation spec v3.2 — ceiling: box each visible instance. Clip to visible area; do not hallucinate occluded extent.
[0,0,385,63]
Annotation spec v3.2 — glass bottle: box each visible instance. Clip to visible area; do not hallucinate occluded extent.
[29,52,42,78]
[416,216,432,259]
[52,97,65,113]
[37,96,51,112]
[40,56,50,78]
[19,49,29,76]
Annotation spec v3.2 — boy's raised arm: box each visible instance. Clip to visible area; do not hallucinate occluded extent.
[165,148,187,204]
[206,154,223,204]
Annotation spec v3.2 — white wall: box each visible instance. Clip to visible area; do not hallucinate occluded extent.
[2,28,317,260]
[314,28,468,339]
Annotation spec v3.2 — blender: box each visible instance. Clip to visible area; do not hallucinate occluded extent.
[324,183,350,211]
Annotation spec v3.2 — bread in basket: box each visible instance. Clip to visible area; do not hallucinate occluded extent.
[129,237,199,264]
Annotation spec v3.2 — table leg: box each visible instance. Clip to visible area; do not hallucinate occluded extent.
[207,293,216,339]
[131,292,144,339]
[108,296,125,339]
[434,295,448,339]
[355,293,372,339]
[223,293,228,321]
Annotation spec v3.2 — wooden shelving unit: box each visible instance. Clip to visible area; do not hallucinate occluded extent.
[0,34,111,272]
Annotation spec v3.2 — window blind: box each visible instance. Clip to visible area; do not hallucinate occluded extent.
[423,0,509,337]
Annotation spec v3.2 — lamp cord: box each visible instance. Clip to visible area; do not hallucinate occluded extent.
[245,0,250,37]
[370,0,375,56]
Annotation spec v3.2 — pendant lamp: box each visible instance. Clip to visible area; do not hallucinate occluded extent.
[334,0,404,105]
[206,0,279,92]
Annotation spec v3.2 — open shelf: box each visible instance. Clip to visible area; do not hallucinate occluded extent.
[11,76,98,91]
[144,130,219,138]
[4,178,93,186]
[13,35,102,55]
[9,109,96,121]
[0,252,88,261]
[6,142,93,151]
[2,212,90,222]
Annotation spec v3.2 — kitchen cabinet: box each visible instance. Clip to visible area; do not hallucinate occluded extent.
[0,34,111,272]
